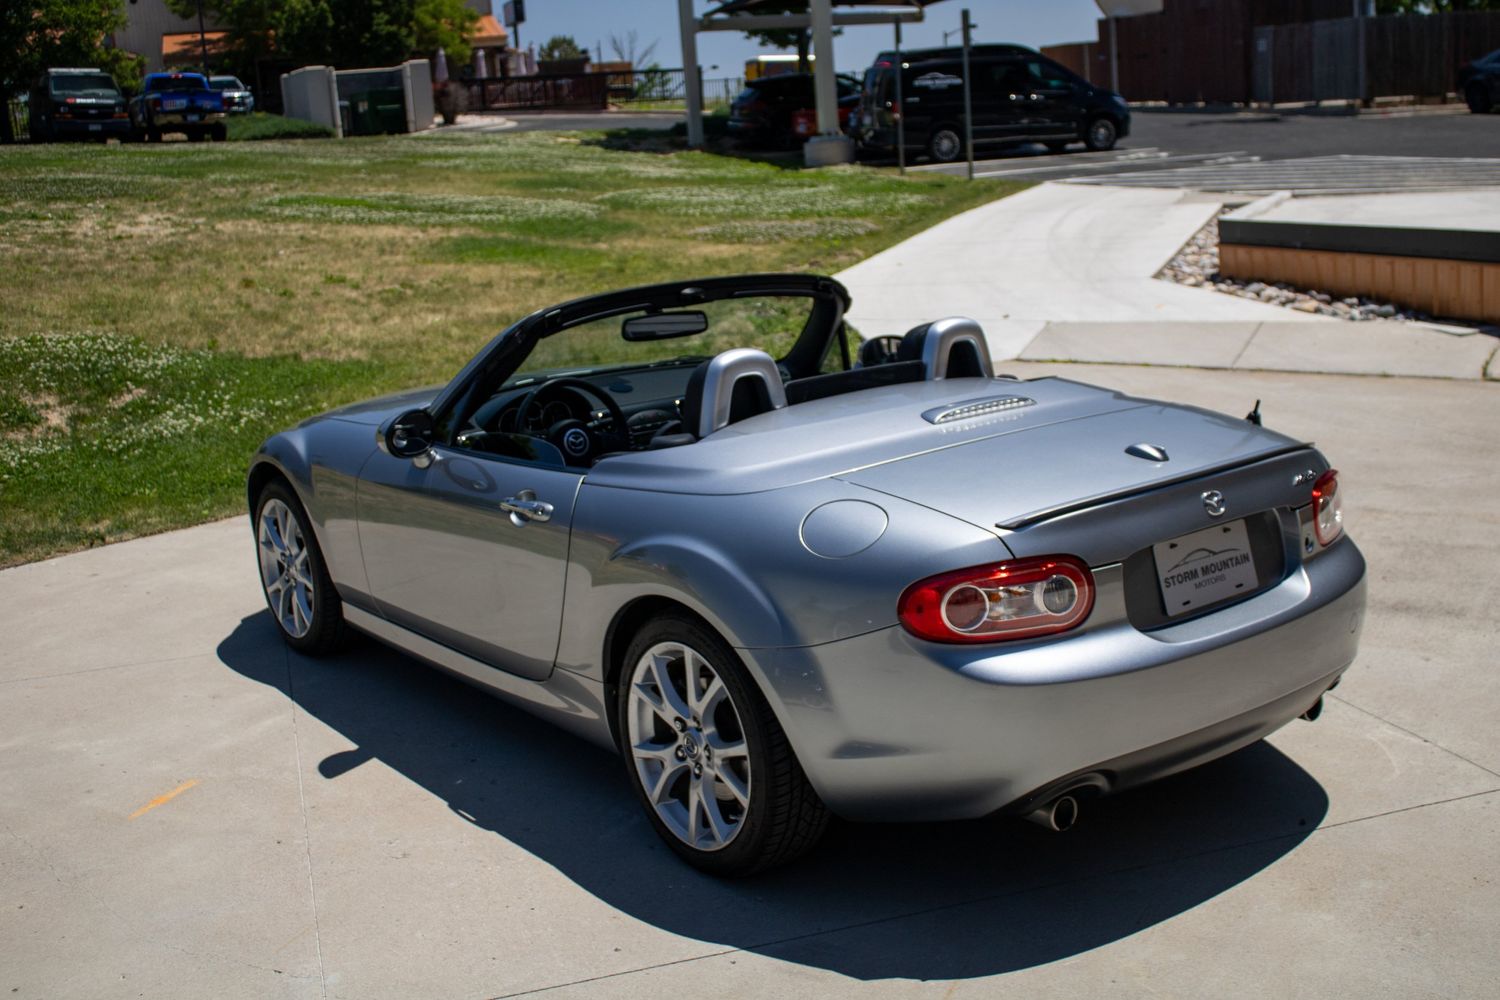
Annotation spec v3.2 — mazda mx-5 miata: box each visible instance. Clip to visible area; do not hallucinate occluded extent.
[248,274,1365,875]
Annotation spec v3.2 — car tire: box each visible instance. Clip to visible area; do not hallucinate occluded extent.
[1466,83,1492,115]
[211,123,227,142]
[147,124,162,143]
[927,125,964,163]
[1084,116,1118,151]
[254,480,349,655]
[618,613,830,876]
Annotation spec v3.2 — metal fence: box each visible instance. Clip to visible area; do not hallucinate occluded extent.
[7,99,29,141]
[464,68,743,113]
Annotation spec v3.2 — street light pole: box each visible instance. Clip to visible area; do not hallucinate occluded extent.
[894,19,905,175]
[961,7,974,181]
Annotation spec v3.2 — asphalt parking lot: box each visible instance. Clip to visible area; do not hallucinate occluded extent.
[2,361,1496,999]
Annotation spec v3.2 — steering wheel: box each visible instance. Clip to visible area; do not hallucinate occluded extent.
[512,377,629,466]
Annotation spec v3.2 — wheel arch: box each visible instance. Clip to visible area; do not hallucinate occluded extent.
[600,595,714,751]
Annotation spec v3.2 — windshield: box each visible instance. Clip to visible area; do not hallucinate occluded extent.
[209,76,244,90]
[511,295,843,383]
[49,74,119,98]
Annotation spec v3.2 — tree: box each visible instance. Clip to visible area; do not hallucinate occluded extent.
[164,0,280,82]
[413,0,478,67]
[735,1,839,73]
[538,34,584,62]
[1,0,140,142]
[608,30,657,68]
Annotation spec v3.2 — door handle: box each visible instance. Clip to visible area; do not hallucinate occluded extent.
[501,493,553,524]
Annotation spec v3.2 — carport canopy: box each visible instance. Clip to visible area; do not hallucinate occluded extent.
[680,0,951,151]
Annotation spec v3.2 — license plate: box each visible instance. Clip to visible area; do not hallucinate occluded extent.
[186,113,200,122]
[1153,519,1258,617]
[164,99,186,110]
[89,124,101,131]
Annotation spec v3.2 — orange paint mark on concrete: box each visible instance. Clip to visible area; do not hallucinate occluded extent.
[128,778,200,820]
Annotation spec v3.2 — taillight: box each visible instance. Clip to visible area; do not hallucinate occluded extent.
[1311,469,1343,546]
[898,555,1095,644]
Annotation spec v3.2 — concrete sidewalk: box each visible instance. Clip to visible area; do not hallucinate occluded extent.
[3,367,1498,999]
[838,182,1496,380]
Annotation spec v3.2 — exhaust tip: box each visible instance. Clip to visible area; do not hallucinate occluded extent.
[1026,793,1080,832]
[1300,695,1324,722]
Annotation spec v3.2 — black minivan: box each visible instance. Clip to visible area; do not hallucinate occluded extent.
[855,44,1130,162]
[27,67,132,142]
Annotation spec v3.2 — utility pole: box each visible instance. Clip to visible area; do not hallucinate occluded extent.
[894,20,905,175]
[961,7,974,180]
[197,0,211,74]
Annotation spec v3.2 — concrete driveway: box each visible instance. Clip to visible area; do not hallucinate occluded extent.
[2,364,1497,999]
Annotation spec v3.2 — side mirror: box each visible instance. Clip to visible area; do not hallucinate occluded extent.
[858,335,904,368]
[382,408,436,459]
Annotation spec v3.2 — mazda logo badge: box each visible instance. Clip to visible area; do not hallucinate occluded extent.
[562,428,589,456]
[1201,490,1226,518]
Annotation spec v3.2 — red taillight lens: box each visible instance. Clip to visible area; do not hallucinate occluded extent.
[898,555,1095,644]
[1312,469,1343,546]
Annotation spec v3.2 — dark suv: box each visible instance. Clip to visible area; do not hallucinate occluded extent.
[1459,48,1499,114]
[728,72,860,148]
[855,44,1130,162]
[27,68,131,142]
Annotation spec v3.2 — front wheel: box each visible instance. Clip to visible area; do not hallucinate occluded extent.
[926,125,964,163]
[1084,116,1118,151]
[211,123,227,142]
[619,614,829,876]
[1467,83,1492,114]
[254,481,348,654]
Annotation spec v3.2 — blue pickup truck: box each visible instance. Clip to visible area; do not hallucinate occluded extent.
[129,72,227,142]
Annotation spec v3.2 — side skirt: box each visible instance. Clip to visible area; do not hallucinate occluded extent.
[344,605,616,752]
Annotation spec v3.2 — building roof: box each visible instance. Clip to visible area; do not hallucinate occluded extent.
[708,0,949,11]
[472,14,508,48]
[161,31,228,66]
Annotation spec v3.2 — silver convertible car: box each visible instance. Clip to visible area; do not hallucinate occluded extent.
[248,274,1366,875]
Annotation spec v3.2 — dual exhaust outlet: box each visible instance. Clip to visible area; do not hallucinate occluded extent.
[1024,690,1331,833]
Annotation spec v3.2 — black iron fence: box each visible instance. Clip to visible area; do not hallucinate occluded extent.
[7,99,29,141]
[464,68,743,113]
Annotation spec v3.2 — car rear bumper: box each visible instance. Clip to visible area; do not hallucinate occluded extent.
[152,111,226,127]
[744,537,1365,822]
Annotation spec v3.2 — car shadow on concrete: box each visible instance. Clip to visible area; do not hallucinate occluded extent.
[218,612,1328,982]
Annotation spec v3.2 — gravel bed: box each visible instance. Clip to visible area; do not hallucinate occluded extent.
[1158,212,1430,323]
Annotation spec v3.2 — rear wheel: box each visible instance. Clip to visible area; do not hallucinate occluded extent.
[1467,82,1492,114]
[618,614,829,876]
[211,122,227,142]
[1084,116,1118,151]
[254,481,348,655]
[927,125,964,162]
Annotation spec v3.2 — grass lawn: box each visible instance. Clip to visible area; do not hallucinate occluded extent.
[0,128,1022,567]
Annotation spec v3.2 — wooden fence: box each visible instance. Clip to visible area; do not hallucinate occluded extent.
[1092,4,1500,105]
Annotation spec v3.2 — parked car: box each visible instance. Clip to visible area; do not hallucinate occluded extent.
[729,72,860,148]
[1458,47,1499,114]
[248,274,1365,876]
[26,67,131,142]
[129,72,227,142]
[789,91,859,142]
[208,75,255,114]
[856,44,1131,161]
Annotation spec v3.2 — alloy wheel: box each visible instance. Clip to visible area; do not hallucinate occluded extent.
[626,641,752,851]
[931,129,961,162]
[257,498,315,638]
[1089,118,1116,149]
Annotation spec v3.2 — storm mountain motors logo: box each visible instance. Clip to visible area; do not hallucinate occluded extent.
[912,72,963,90]
[1162,544,1251,592]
